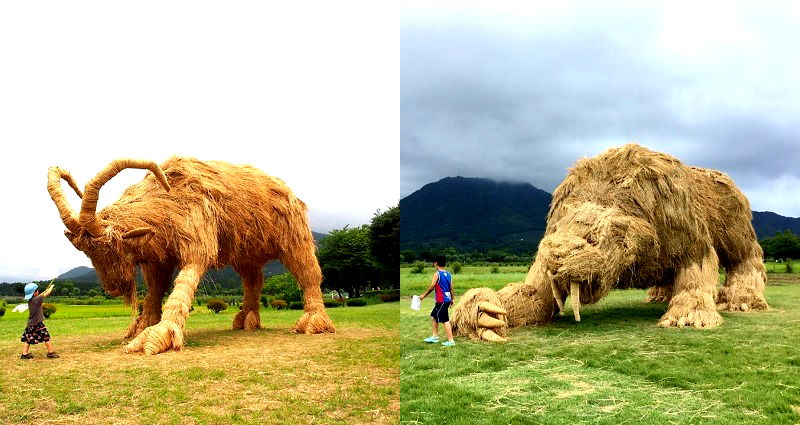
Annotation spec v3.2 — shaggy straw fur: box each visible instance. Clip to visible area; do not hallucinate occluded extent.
[48,157,335,355]
[452,144,768,341]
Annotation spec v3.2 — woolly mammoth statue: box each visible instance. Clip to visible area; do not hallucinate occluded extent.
[48,157,335,355]
[453,144,768,342]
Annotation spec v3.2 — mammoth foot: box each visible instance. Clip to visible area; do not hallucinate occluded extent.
[716,287,769,312]
[124,320,184,355]
[124,313,161,339]
[232,309,261,330]
[475,302,509,342]
[658,309,723,328]
[452,288,509,342]
[658,293,723,328]
[291,308,336,334]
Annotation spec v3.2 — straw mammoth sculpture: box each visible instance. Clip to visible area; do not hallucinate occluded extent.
[452,144,768,342]
[48,157,335,355]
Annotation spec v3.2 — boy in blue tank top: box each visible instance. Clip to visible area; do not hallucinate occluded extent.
[418,255,456,346]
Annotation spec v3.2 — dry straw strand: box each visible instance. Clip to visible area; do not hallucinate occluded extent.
[452,144,768,341]
[48,156,335,355]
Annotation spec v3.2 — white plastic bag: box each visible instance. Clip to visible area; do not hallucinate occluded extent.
[411,295,421,311]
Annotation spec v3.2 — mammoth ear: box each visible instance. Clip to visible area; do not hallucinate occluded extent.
[121,227,155,248]
[64,230,79,248]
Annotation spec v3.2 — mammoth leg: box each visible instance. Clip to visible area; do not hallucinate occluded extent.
[646,285,673,303]
[717,255,769,312]
[125,263,171,338]
[125,264,204,355]
[281,238,336,335]
[659,248,723,328]
[232,265,263,330]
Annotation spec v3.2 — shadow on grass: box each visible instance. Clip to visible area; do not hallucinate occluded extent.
[542,301,668,333]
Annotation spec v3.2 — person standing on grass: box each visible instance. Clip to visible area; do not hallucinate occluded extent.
[20,282,59,359]
[419,255,456,347]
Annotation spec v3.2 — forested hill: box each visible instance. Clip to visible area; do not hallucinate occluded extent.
[400,177,551,255]
[752,211,800,239]
[401,177,800,256]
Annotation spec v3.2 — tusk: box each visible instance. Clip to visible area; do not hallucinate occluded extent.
[549,275,566,316]
[571,281,581,322]
[478,301,507,316]
[479,328,507,342]
[477,313,505,329]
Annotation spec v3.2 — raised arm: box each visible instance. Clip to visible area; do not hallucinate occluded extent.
[41,282,55,297]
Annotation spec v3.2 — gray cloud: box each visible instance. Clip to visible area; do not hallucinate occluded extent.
[401,4,800,216]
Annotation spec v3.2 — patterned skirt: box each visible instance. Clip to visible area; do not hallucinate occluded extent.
[20,322,51,345]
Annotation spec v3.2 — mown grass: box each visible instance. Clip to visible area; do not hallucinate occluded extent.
[765,260,796,273]
[400,268,800,425]
[0,302,399,424]
[400,266,528,296]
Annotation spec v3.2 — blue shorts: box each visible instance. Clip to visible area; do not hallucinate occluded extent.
[430,302,451,323]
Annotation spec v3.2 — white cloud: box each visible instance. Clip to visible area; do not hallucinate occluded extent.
[401,2,800,219]
[0,2,398,281]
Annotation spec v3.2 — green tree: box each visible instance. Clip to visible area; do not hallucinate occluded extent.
[486,250,509,263]
[369,206,399,289]
[262,273,302,302]
[58,280,76,296]
[206,298,228,314]
[760,230,800,260]
[318,225,380,298]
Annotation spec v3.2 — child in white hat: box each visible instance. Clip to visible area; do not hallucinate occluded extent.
[20,282,59,359]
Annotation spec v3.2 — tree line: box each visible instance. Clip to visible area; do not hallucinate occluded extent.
[401,247,533,265]
[319,205,399,298]
[759,230,800,260]
[401,229,800,265]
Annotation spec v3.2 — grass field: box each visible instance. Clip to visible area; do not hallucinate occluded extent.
[0,302,399,424]
[400,267,800,425]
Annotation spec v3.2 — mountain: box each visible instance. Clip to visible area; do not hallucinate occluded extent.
[401,177,800,256]
[54,231,329,287]
[751,211,800,239]
[56,266,94,280]
[400,177,551,255]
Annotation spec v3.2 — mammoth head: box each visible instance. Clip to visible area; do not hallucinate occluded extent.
[47,160,170,303]
[540,202,659,300]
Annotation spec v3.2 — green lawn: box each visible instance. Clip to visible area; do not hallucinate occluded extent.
[400,265,528,296]
[400,269,800,424]
[1,302,399,425]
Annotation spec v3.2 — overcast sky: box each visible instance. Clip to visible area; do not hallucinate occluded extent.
[0,2,398,282]
[401,2,800,217]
